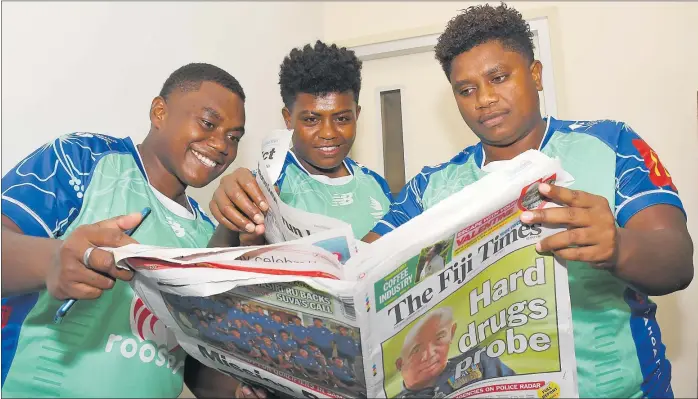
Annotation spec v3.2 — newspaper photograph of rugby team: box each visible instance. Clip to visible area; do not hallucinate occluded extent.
[162,291,366,397]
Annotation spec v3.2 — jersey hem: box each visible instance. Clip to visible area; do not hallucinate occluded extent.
[0,196,54,237]
[615,190,684,227]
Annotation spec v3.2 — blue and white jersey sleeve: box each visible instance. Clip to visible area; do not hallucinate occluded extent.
[1,133,126,238]
[614,124,684,227]
[356,162,394,202]
[371,172,428,236]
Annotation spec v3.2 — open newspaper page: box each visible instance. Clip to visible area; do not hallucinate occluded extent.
[348,150,579,398]
[255,129,355,244]
[109,149,580,398]
[112,228,368,399]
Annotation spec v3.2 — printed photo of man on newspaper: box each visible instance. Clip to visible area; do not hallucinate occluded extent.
[161,290,367,398]
[416,240,453,283]
[388,307,515,398]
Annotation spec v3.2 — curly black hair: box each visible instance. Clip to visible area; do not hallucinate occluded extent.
[435,3,535,78]
[279,40,362,108]
[159,62,246,102]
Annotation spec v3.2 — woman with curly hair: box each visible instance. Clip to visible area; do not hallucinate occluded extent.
[365,4,692,398]
[209,40,393,246]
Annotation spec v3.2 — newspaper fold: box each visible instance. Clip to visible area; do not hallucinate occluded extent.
[111,144,579,398]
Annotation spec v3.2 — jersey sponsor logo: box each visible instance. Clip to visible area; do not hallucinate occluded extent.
[130,297,180,352]
[631,139,677,191]
[331,193,354,207]
[103,296,184,374]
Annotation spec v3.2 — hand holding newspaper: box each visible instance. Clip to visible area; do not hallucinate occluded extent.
[346,151,578,399]
[109,132,579,398]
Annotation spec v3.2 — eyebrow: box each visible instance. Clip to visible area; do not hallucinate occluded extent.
[300,109,353,117]
[484,64,506,76]
[452,64,507,87]
[201,107,222,120]
[202,106,245,135]
[231,125,245,136]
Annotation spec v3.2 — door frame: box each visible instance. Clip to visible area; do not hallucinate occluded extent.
[377,84,410,179]
[347,16,559,117]
[349,84,412,180]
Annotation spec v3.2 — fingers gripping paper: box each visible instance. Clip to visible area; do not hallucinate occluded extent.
[110,148,579,399]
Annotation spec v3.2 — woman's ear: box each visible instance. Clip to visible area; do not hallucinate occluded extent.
[150,96,167,130]
[281,107,292,130]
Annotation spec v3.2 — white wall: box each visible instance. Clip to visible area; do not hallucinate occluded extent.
[1,1,324,210]
[324,2,698,397]
[2,4,324,398]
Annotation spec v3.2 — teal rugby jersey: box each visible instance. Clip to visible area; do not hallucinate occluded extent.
[276,150,393,239]
[1,133,215,398]
[372,117,685,398]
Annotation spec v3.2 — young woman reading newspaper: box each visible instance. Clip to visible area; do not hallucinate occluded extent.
[208,40,393,249]
[207,40,393,399]
[363,4,693,398]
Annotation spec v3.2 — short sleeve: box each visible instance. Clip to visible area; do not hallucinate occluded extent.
[361,166,394,202]
[371,173,428,236]
[1,133,106,237]
[614,124,684,227]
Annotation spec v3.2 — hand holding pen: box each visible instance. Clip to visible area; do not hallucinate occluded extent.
[52,207,151,323]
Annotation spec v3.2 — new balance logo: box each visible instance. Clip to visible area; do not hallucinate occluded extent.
[331,193,354,206]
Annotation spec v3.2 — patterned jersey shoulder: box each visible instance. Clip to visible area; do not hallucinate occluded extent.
[550,118,684,226]
[547,118,629,151]
[274,151,297,189]
[345,157,393,201]
[419,144,482,195]
[1,133,139,238]
[372,144,481,236]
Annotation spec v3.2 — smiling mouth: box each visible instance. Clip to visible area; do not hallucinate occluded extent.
[192,149,217,168]
[316,145,341,155]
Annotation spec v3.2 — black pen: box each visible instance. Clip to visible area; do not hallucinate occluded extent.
[53,207,152,324]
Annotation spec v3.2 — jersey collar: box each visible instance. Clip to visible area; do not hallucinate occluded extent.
[477,116,554,169]
[287,150,355,186]
[125,137,196,220]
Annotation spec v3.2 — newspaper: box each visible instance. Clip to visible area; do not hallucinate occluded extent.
[114,228,365,399]
[255,129,352,243]
[347,151,578,398]
[111,149,579,398]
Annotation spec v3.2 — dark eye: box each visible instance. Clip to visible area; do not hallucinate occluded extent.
[201,119,214,130]
[492,74,508,83]
[303,117,319,124]
[337,116,352,123]
[227,133,241,143]
[460,87,475,97]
